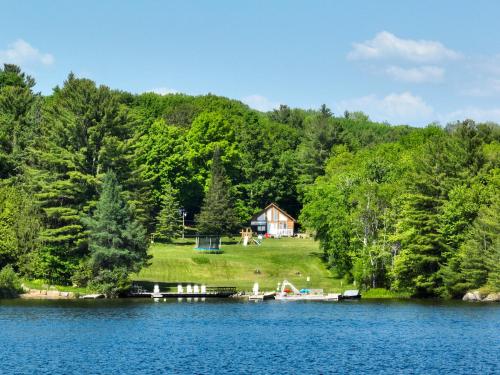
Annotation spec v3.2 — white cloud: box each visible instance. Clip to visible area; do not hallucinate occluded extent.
[148,87,179,95]
[385,65,444,83]
[348,31,460,62]
[242,94,279,112]
[0,39,54,66]
[440,107,500,124]
[337,92,434,125]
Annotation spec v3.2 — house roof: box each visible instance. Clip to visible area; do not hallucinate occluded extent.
[251,203,296,222]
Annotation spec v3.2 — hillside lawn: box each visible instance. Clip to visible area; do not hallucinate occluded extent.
[134,237,355,292]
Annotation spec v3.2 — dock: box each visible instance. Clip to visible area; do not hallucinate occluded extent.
[274,293,341,301]
[128,284,237,299]
[248,292,276,301]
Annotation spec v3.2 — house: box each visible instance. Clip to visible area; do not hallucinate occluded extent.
[250,203,296,237]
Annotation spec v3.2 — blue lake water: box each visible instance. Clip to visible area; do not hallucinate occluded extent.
[0,299,498,374]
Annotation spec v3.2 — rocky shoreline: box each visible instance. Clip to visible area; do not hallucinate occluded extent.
[19,287,76,299]
[462,290,500,302]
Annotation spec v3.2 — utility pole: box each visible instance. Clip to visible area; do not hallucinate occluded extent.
[180,208,187,239]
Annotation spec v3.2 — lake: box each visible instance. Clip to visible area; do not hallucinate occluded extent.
[0,299,498,374]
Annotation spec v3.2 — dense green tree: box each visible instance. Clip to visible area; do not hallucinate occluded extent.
[0,64,38,179]
[297,106,342,192]
[196,148,239,235]
[154,184,182,242]
[0,265,22,298]
[76,171,149,296]
[0,186,41,271]
[28,74,138,283]
[391,134,464,295]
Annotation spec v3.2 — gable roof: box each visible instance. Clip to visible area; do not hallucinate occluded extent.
[251,203,296,222]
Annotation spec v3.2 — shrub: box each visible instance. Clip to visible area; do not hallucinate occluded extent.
[192,256,210,265]
[0,265,23,298]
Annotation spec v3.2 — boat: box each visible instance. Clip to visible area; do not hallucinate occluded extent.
[248,292,276,301]
[342,289,361,299]
[274,280,341,301]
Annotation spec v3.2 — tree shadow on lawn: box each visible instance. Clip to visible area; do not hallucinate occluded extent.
[308,251,328,263]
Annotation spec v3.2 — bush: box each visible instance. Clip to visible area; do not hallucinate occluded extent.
[87,268,131,297]
[0,265,23,298]
[192,256,211,265]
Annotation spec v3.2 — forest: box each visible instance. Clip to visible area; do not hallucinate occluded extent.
[0,63,498,297]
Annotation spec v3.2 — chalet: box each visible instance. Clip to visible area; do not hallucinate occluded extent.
[250,203,296,237]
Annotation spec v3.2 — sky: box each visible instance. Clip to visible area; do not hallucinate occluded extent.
[1,0,500,126]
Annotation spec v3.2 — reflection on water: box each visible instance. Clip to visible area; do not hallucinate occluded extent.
[0,299,498,374]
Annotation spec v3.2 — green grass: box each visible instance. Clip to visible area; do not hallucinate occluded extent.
[22,279,89,294]
[362,288,412,299]
[134,237,355,292]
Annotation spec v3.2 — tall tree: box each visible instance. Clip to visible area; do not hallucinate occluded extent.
[29,74,138,283]
[196,148,239,235]
[154,184,182,242]
[391,134,464,296]
[0,64,38,179]
[297,106,342,195]
[0,186,41,271]
[78,171,149,296]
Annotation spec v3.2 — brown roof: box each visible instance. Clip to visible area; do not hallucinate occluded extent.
[252,203,296,222]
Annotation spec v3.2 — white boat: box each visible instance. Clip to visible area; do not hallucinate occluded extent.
[274,280,341,302]
[274,293,341,301]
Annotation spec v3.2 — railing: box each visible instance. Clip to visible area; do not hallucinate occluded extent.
[276,229,293,236]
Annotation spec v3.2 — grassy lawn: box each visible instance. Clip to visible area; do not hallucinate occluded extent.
[134,237,355,292]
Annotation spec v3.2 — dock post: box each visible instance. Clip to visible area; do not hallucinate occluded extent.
[178,284,183,293]
[187,284,192,293]
[253,282,259,295]
[194,285,200,294]
[201,285,206,293]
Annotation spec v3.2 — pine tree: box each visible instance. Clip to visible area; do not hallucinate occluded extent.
[392,135,463,296]
[460,194,500,290]
[196,148,239,235]
[154,184,182,242]
[79,171,149,296]
[27,74,143,284]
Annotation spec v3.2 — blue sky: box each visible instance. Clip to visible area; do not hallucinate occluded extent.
[1,0,500,126]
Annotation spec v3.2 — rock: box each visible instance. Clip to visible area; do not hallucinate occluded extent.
[473,290,483,300]
[463,292,479,302]
[81,294,105,299]
[483,293,500,302]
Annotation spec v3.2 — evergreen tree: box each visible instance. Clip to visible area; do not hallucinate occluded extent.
[392,134,464,296]
[0,64,38,179]
[196,148,239,235]
[154,184,182,242]
[461,194,500,290]
[28,74,141,283]
[78,171,149,296]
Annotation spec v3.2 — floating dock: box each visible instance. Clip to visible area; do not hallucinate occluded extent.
[128,284,237,299]
[274,293,342,301]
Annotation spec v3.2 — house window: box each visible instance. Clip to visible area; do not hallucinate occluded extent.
[258,225,266,232]
[273,209,278,221]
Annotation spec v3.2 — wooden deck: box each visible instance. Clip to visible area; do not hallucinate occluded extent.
[128,286,237,298]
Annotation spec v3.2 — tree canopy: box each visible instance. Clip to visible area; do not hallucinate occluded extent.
[0,64,498,296]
